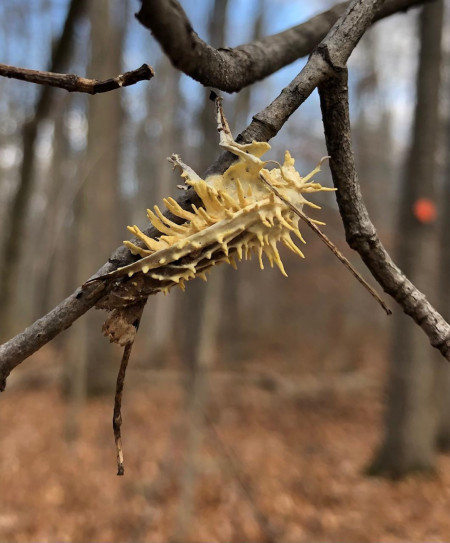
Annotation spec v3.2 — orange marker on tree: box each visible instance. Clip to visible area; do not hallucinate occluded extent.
[413,197,437,224]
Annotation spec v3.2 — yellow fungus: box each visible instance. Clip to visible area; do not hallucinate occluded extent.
[96,128,332,295]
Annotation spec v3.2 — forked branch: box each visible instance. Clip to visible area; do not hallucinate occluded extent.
[136,0,430,93]
[318,70,450,359]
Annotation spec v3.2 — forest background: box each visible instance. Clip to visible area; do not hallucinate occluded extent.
[0,0,449,541]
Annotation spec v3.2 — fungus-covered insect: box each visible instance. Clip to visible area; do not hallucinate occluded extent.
[86,96,389,475]
[89,98,333,299]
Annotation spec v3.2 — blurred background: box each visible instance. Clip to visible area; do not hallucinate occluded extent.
[0,0,449,541]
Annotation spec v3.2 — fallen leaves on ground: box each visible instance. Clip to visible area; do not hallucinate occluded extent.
[2,370,450,543]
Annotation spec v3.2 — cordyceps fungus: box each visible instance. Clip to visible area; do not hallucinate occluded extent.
[85,95,390,475]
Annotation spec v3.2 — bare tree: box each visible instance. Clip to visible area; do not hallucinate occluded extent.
[79,0,126,395]
[435,69,450,450]
[145,57,182,366]
[222,3,265,365]
[33,96,71,318]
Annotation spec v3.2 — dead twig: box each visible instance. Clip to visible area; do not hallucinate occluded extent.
[0,63,154,94]
[113,343,133,476]
[110,303,146,475]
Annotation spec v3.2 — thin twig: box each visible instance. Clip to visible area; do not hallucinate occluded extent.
[113,343,133,476]
[258,171,392,315]
[0,63,154,94]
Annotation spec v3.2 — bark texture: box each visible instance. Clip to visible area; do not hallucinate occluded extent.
[81,0,125,395]
[436,105,450,450]
[136,0,429,93]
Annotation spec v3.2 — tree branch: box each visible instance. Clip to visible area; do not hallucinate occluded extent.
[0,63,154,94]
[136,0,429,93]
[207,0,390,172]
[318,70,450,360]
[0,0,435,389]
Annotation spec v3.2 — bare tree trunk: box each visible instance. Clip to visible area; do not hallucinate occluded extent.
[177,0,229,367]
[146,57,182,366]
[435,82,450,450]
[33,98,71,317]
[63,204,88,441]
[0,0,86,340]
[349,34,395,366]
[173,3,229,538]
[369,0,444,477]
[81,0,124,395]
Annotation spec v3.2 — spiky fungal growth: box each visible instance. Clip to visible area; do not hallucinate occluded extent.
[88,97,335,321]
[118,146,330,292]
[81,99,393,475]
[89,102,336,474]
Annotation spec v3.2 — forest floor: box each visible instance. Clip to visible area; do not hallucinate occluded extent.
[2,347,450,543]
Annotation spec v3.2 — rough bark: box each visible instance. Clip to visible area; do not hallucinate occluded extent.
[33,99,69,318]
[319,63,449,363]
[63,161,88,441]
[0,63,153,94]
